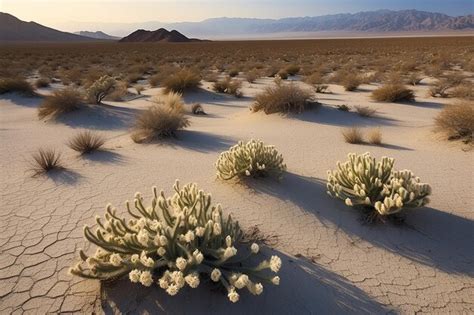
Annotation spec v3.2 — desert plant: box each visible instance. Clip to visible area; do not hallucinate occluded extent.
[105,81,128,101]
[245,69,259,83]
[450,82,474,101]
[429,79,452,98]
[407,73,423,86]
[284,64,300,76]
[354,105,377,117]
[68,130,106,155]
[152,92,185,112]
[191,103,206,115]
[213,77,243,97]
[252,83,316,114]
[35,77,51,88]
[434,101,474,144]
[135,85,145,95]
[38,88,82,119]
[327,152,431,222]
[69,181,282,302]
[31,148,63,175]
[371,84,415,102]
[305,72,324,85]
[216,139,286,180]
[276,70,288,80]
[342,74,362,91]
[367,128,382,145]
[0,77,35,96]
[163,69,201,94]
[336,104,350,111]
[342,127,364,144]
[86,75,117,104]
[314,84,329,94]
[228,68,240,77]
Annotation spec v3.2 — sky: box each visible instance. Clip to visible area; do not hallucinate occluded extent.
[2,0,473,30]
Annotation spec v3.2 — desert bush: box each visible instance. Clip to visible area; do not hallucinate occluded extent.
[314,84,329,94]
[252,83,315,114]
[135,85,145,95]
[31,148,63,175]
[342,127,364,144]
[434,101,474,143]
[191,103,206,115]
[342,74,362,91]
[406,73,423,86]
[216,139,286,180]
[38,88,82,119]
[327,152,431,222]
[86,75,117,104]
[276,70,288,80]
[284,64,300,76]
[354,105,377,117]
[245,69,259,83]
[367,128,382,145]
[336,104,350,111]
[228,68,240,77]
[105,81,128,101]
[68,130,106,155]
[35,77,51,88]
[371,84,415,102]
[305,72,324,85]
[202,71,219,83]
[451,82,474,100]
[69,181,282,302]
[213,77,243,97]
[429,79,452,98]
[163,69,201,93]
[0,77,35,96]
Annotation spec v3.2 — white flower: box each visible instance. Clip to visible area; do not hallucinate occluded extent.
[131,254,139,264]
[210,268,221,282]
[225,235,232,247]
[140,251,154,267]
[137,229,149,246]
[195,226,206,237]
[345,198,353,206]
[171,271,185,288]
[254,283,263,295]
[157,247,166,256]
[245,170,251,176]
[109,253,122,266]
[184,230,195,243]
[213,222,222,235]
[176,257,187,271]
[234,274,249,289]
[184,273,200,288]
[153,234,162,246]
[271,276,280,285]
[149,219,160,231]
[193,249,204,264]
[139,270,153,287]
[250,243,259,254]
[159,235,168,246]
[228,288,240,303]
[270,255,282,273]
[166,284,179,296]
[129,269,141,283]
[137,217,146,229]
[159,278,169,289]
[223,246,237,259]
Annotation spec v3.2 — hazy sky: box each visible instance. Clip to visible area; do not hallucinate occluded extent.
[2,0,473,28]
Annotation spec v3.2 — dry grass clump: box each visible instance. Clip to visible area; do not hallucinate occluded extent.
[407,73,423,86]
[371,84,415,102]
[429,79,452,98]
[435,101,474,144]
[336,104,350,111]
[451,82,474,100]
[35,77,51,88]
[304,72,324,85]
[162,69,201,93]
[68,130,106,155]
[342,74,362,91]
[354,105,377,117]
[342,127,364,144]
[314,84,329,93]
[252,83,315,114]
[191,103,206,115]
[152,91,185,112]
[227,68,240,77]
[276,70,288,80]
[284,64,300,76]
[38,88,82,119]
[367,128,383,145]
[31,148,63,176]
[245,69,260,83]
[213,77,243,97]
[0,77,35,96]
[105,81,128,101]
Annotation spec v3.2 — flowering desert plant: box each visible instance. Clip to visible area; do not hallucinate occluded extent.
[70,181,281,302]
[86,75,117,104]
[327,152,431,222]
[216,139,286,180]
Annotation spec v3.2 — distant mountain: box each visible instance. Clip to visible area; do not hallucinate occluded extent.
[0,12,95,41]
[119,28,203,42]
[74,31,119,40]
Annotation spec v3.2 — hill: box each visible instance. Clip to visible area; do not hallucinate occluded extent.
[119,28,203,42]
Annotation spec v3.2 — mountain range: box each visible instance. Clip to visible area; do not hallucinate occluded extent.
[119,28,202,42]
[74,31,119,40]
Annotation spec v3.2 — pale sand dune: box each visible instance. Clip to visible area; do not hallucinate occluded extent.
[0,78,473,313]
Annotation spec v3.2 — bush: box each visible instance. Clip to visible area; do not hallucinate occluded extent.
[228,68,240,77]
[407,73,423,86]
[31,148,63,175]
[69,181,281,302]
[151,92,185,112]
[305,72,324,85]
[245,69,259,83]
[284,64,300,76]
[314,84,329,94]
[191,103,206,115]
[336,104,350,111]
[434,101,474,143]
[38,88,82,119]
[342,127,364,144]
[216,139,286,180]
[371,84,415,102]
[105,81,128,101]
[163,69,201,94]
[35,77,51,88]
[86,75,117,104]
[451,82,474,100]
[367,128,382,145]
[354,105,377,117]
[0,77,35,96]
[276,70,288,80]
[252,83,315,114]
[342,74,362,91]
[213,77,243,97]
[429,79,452,98]
[327,152,431,222]
[68,130,106,155]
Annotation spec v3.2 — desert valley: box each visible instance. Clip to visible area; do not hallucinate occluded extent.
[0,5,473,315]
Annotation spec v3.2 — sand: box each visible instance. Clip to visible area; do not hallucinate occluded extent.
[0,77,473,314]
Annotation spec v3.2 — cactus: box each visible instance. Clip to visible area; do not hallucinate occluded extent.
[86,75,117,104]
[327,153,431,221]
[216,140,286,180]
[70,181,281,302]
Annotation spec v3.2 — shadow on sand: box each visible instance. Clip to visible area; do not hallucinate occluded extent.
[101,250,389,314]
[243,172,474,276]
[81,150,125,165]
[43,168,82,185]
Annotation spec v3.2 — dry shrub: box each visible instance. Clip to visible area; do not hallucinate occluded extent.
[314,84,329,93]
[336,104,350,111]
[371,84,415,102]
[429,79,452,98]
[435,101,474,143]
[367,128,383,145]
[31,148,63,175]
[213,77,243,97]
[252,83,315,114]
[191,103,206,115]
[228,68,240,77]
[284,64,300,76]
[0,77,35,96]
[38,88,82,119]
[202,71,219,83]
[151,92,185,112]
[305,72,324,85]
[135,85,145,95]
[68,130,106,155]
[451,82,474,100]
[355,105,377,117]
[342,127,364,144]
[35,77,50,88]
[342,74,362,91]
[245,69,259,83]
[406,72,423,86]
[276,70,288,80]
[162,69,201,93]
[105,81,128,101]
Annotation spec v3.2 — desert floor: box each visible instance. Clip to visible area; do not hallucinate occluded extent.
[1,77,473,314]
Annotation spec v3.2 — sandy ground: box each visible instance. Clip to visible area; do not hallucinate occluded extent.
[0,77,473,314]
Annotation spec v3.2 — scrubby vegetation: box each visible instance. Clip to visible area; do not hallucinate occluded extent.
[342,74,362,91]
[70,181,282,302]
[31,148,63,176]
[162,69,201,93]
[354,105,377,117]
[191,103,206,115]
[216,139,286,180]
[213,77,243,97]
[0,77,35,96]
[327,152,431,222]
[367,128,383,145]
[371,84,415,102]
[434,101,473,144]
[252,83,316,114]
[342,127,364,144]
[68,130,106,155]
[38,88,83,119]
[86,75,117,104]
